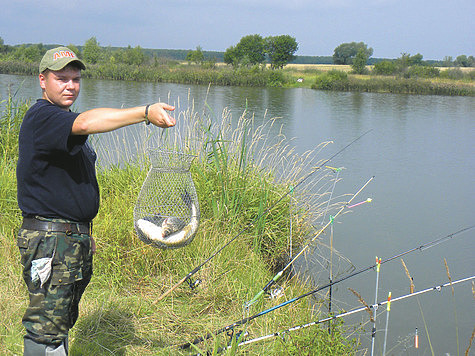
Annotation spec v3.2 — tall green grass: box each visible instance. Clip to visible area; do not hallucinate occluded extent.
[0,96,29,354]
[0,96,355,354]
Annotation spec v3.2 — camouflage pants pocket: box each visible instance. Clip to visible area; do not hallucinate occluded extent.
[19,229,93,346]
[17,229,55,291]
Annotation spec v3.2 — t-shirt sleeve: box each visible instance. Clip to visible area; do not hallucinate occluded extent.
[33,104,87,155]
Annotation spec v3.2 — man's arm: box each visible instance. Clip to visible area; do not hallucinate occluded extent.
[71,102,175,135]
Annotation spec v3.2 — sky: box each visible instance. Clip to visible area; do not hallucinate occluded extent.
[0,0,473,60]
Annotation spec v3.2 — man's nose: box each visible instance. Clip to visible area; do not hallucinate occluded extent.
[66,80,75,89]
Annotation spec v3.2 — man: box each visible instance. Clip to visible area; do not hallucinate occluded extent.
[16,46,176,355]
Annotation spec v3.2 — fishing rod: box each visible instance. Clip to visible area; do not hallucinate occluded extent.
[382,292,392,356]
[155,129,373,301]
[195,275,475,355]
[370,257,382,356]
[245,175,375,307]
[179,225,474,349]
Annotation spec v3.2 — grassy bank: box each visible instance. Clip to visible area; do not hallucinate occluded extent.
[309,69,475,96]
[1,60,474,96]
[0,97,356,354]
[0,61,291,88]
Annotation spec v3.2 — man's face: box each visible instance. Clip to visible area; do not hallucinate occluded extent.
[39,66,81,110]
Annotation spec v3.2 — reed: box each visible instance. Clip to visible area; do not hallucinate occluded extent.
[466,327,475,356]
[348,288,374,323]
[0,96,354,354]
[401,258,434,356]
[445,258,460,356]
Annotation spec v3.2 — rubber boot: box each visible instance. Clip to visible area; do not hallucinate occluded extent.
[24,337,47,356]
[46,342,67,356]
[24,337,68,356]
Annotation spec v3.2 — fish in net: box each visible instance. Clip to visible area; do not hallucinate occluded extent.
[134,149,200,249]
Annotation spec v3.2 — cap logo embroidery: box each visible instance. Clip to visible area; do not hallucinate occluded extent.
[53,51,76,61]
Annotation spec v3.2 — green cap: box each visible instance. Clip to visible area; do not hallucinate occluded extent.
[39,46,86,73]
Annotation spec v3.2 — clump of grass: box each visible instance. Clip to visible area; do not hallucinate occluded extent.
[0,95,354,354]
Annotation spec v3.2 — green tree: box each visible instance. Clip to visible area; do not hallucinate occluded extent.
[442,56,453,67]
[123,45,145,65]
[13,44,42,62]
[265,35,298,69]
[409,53,423,65]
[396,52,411,74]
[224,45,240,67]
[454,55,474,67]
[67,44,81,58]
[83,37,101,64]
[0,37,13,56]
[333,42,373,65]
[186,46,204,64]
[351,48,369,74]
[235,34,266,65]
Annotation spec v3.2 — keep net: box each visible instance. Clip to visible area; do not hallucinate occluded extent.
[134,149,200,249]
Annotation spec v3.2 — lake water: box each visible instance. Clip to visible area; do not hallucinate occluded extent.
[1,73,474,355]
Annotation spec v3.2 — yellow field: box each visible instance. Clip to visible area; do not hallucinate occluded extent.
[284,63,353,72]
[285,63,474,73]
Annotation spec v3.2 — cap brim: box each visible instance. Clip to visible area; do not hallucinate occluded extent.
[40,58,86,73]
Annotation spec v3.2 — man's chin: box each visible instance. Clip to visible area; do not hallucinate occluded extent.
[60,98,77,109]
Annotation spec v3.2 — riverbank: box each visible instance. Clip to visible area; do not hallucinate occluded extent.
[1,60,474,96]
[0,98,356,354]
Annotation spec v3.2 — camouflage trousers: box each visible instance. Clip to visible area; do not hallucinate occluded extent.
[17,218,93,347]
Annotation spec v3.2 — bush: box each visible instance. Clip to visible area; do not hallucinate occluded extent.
[372,60,398,75]
[407,65,440,78]
[312,70,349,90]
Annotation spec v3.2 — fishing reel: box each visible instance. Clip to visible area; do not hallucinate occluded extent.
[267,286,284,299]
[226,329,249,345]
[186,277,202,290]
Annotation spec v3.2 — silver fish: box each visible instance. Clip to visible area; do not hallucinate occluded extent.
[136,190,199,248]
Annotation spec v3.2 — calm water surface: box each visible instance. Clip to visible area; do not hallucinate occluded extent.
[2,73,474,354]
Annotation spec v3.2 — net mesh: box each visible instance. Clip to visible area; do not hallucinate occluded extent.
[134,149,200,249]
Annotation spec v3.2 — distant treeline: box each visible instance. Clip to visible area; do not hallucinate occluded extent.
[0,41,448,66]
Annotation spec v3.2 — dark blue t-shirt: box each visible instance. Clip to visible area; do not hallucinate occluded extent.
[17,99,99,222]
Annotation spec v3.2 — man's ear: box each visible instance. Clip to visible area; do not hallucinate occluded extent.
[39,73,46,90]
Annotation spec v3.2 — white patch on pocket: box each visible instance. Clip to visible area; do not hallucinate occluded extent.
[31,257,53,288]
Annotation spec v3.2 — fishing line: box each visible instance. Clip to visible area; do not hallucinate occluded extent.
[319,166,342,225]
[321,166,342,332]
[179,225,474,349]
[245,176,374,307]
[196,275,475,355]
[156,129,373,301]
[328,220,334,333]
